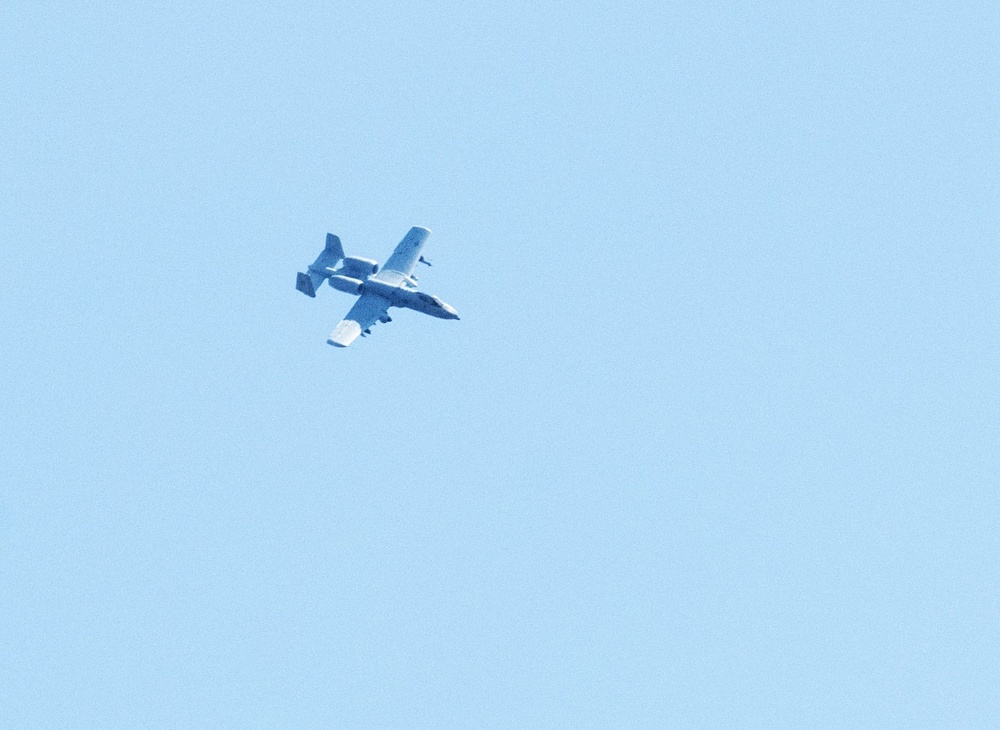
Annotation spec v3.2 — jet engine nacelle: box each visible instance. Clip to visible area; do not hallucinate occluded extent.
[340,256,379,277]
[328,275,364,295]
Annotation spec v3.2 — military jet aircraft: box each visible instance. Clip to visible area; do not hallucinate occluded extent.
[296,226,459,347]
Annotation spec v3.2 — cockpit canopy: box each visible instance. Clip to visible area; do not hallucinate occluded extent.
[416,292,444,307]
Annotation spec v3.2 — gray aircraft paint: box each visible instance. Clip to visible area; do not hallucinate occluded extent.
[296,226,459,348]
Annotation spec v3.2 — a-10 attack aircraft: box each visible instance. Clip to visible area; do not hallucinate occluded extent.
[296,226,459,347]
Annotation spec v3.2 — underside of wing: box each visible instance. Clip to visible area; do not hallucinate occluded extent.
[381,226,431,277]
[327,292,391,347]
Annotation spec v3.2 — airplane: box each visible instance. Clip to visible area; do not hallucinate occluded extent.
[296,226,459,347]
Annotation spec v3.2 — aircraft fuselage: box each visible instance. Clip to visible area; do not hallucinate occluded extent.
[363,275,459,320]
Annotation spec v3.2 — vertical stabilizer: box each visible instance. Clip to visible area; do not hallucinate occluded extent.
[296,233,346,297]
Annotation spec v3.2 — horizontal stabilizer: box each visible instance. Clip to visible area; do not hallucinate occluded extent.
[297,233,346,296]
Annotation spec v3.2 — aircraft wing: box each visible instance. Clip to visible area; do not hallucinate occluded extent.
[381,226,431,277]
[327,292,391,347]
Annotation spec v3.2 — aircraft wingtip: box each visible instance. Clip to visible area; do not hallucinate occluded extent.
[327,320,361,347]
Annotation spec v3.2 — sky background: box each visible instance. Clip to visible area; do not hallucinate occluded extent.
[2,1,998,726]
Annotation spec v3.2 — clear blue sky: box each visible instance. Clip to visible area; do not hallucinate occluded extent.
[2,1,998,726]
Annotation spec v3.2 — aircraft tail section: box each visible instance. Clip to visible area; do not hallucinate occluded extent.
[296,271,321,297]
[296,233,345,297]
